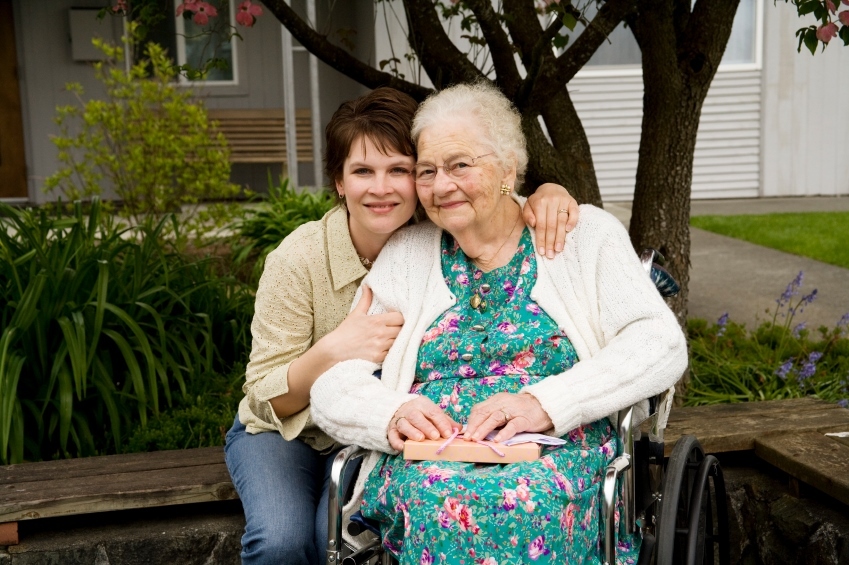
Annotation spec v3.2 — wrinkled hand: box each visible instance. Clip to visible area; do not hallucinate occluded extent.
[464,392,553,444]
[387,396,460,452]
[325,285,403,364]
[523,183,579,259]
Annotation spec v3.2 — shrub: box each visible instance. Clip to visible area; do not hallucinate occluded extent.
[686,272,849,407]
[231,177,337,282]
[124,368,244,453]
[44,27,243,249]
[0,200,254,463]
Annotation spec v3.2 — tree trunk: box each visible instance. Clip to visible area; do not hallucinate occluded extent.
[628,0,741,398]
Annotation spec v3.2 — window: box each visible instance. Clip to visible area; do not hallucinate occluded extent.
[175,1,238,84]
[565,0,760,70]
[131,0,238,85]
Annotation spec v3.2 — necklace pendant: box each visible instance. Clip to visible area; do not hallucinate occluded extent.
[470,293,482,309]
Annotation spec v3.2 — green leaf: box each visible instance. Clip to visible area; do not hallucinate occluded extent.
[103,329,147,426]
[798,0,820,16]
[840,25,849,46]
[804,29,819,55]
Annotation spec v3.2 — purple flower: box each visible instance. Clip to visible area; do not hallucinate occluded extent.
[791,289,818,316]
[775,359,794,380]
[458,365,477,377]
[792,322,807,338]
[838,399,849,409]
[797,352,821,381]
[716,312,729,336]
[777,271,804,308]
[837,313,849,332]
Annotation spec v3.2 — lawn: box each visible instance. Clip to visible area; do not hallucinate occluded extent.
[690,212,849,269]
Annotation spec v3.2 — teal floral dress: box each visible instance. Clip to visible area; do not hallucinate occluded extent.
[361,228,640,565]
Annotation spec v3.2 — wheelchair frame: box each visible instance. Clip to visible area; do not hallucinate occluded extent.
[324,250,730,565]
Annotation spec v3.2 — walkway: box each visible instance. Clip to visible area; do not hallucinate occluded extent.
[605,196,849,329]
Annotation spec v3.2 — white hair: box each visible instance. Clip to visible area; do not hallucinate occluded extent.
[411,81,528,189]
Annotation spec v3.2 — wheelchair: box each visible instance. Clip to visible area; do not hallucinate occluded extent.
[325,250,730,565]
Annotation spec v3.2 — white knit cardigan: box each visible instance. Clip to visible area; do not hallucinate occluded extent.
[310,204,687,537]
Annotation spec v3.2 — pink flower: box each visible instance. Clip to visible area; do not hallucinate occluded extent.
[827,0,837,13]
[456,504,479,533]
[481,558,498,565]
[516,482,531,502]
[497,321,517,334]
[540,456,557,470]
[840,11,849,25]
[456,273,469,285]
[458,365,477,377]
[525,303,541,315]
[427,370,442,381]
[175,0,198,16]
[422,327,442,343]
[816,22,839,43]
[844,0,849,5]
[112,0,128,14]
[561,504,576,541]
[443,497,462,520]
[520,257,531,274]
[236,0,263,27]
[513,350,535,369]
[192,1,218,25]
[528,536,550,560]
[420,548,434,565]
[502,488,517,510]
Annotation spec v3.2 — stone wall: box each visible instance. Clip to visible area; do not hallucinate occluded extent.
[723,455,849,565]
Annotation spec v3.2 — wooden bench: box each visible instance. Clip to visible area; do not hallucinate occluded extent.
[0,446,236,546]
[2,398,848,547]
[207,108,314,165]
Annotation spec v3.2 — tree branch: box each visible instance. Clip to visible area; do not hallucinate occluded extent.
[681,0,741,86]
[262,0,431,101]
[401,0,485,89]
[549,0,636,87]
[502,0,544,67]
[465,0,522,95]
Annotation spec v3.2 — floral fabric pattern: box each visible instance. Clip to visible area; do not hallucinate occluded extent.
[361,228,640,564]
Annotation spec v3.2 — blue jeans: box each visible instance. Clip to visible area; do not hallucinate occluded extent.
[224,416,340,565]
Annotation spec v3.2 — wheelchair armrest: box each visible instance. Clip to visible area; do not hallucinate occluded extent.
[327,446,368,565]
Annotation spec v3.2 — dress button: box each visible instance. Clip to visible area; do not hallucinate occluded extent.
[461,353,473,361]
[471,325,485,332]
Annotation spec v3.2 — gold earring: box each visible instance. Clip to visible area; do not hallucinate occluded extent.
[500,183,512,196]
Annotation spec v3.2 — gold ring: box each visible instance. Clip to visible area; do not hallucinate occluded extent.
[394,416,407,428]
[500,409,511,422]
[557,209,568,214]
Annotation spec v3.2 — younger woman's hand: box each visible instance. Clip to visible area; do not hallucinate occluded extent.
[464,392,553,444]
[324,285,404,364]
[387,396,459,452]
[523,183,579,259]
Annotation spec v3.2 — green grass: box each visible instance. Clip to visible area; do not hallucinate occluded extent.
[690,212,849,269]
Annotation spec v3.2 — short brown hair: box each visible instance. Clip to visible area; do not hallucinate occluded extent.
[324,87,418,184]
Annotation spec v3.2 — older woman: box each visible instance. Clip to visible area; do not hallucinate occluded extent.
[225,86,579,565]
[309,82,687,564]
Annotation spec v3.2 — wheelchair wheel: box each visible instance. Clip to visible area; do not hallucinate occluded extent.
[654,435,730,565]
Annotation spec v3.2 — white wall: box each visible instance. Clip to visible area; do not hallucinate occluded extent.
[760,6,849,197]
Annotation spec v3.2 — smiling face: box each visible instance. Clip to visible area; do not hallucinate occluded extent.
[335,135,418,256]
[415,120,516,236]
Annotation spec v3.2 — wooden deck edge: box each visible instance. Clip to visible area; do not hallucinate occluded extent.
[754,432,849,508]
[0,481,237,524]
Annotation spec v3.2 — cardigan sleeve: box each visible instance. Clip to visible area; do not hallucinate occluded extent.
[521,208,687,436]
[308,231,423,453]
[242,238,317,439]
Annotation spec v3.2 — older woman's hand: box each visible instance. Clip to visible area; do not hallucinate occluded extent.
[388,397,460,452]
[463,392,553,444]
[523,183,579,259]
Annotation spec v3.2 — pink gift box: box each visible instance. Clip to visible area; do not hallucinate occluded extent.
[403,437,541,464]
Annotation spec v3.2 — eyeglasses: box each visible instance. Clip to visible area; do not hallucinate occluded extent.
[413,152,494,184]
